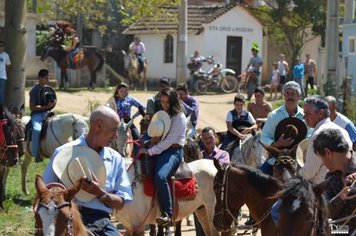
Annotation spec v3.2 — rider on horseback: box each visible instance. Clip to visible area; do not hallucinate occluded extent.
[29,69,56,163]
[129,36,146,74]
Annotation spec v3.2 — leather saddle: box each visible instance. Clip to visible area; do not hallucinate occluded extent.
[25,112,55,143]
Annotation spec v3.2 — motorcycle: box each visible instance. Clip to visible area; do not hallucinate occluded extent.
[191,58,238,94]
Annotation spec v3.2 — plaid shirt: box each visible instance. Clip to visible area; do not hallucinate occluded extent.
[326,153,356,233]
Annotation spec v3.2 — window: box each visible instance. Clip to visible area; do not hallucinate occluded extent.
[349,37,355,54]
[164,34,174,63]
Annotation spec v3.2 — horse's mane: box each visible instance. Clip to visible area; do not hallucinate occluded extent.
[231,164,283,195]
[275,176,330,236]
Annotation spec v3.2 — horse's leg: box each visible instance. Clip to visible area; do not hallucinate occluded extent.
[0,165,9,209]
[157,225,164,236]
[174,221,182,236]
[143,65,147,91]
[21,153,32,195]
[195,206,220,236]
[149,224,156,236]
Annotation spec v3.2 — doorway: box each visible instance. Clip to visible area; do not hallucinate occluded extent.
[226,36,242,76]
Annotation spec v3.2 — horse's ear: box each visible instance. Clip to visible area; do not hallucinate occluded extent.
[127,119,134,128]
[213,158,221,171]
[64,179,83,201]
[260,141,282,157]
[35,175,48,195]
[313,178,330,196]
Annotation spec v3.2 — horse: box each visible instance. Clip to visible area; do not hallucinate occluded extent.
[121,50,147,91]
[41,45,104,90]
[21,113,88,195]
[212,158,283,235]
[0,105,25,209]
[111,118,135,157]
[113,158,220,236]
[34,175,89,236]
[229,131,265,168]
[273,176,330,236]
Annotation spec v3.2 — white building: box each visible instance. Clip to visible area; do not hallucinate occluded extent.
[123,4,264,83]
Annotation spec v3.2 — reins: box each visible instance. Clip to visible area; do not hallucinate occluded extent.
[0,118,19,163]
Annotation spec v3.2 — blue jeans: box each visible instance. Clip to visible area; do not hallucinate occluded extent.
[220,133,238,151]
[79,207,119,236]
[137,55,144,73]
[31,112,46,159]
[130,123,140,156]
[0,79,6,105]
[271,200,281,226]
[154,147,183,216]
[259,156,276,176]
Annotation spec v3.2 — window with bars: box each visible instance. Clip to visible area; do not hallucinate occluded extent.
[164,34,174,63]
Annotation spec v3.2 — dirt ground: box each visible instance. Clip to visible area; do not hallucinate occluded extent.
[25,89,261,235]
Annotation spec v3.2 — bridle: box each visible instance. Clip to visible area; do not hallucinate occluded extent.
[35,183,74,236]
[213,165,239,231]
[0,118,19,165]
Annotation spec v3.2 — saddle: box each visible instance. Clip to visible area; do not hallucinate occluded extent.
[141,154,198,200]
[67,48,84,69]
[25,112,55,143]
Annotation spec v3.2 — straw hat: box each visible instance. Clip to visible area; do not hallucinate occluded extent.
[147,111,171,140]
[274,117,307,150]
[296,138,309,167]
[53,145,106,202]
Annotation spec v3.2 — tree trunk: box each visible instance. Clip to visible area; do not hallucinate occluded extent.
[4,0,27,115]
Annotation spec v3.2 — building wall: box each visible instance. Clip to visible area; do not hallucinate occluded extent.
[342,24,356,95]
[137,6,263,83]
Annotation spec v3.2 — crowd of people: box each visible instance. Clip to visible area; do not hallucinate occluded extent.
[2,31,355,234]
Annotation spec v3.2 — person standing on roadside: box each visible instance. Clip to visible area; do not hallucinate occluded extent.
[0,41,11,105]
[303,53,317,96]
[292,57,305,98]
[277,53,289,99]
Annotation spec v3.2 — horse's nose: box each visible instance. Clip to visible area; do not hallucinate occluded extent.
[212,217,223,231]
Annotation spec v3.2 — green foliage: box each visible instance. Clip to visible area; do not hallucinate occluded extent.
[36,30,49,56]
[345,97,356,124]
[86,98,101,115]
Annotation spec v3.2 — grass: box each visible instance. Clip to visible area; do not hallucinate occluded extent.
[0,159,49,235]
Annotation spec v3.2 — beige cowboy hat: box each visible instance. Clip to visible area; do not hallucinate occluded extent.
[296,138,309,167]
[53,145,106,202]
[147,111,171,140]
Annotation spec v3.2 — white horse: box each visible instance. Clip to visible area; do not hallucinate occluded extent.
[113,158,219,236]
[230,131,265,168]
[110,119,134,157]
[21,113,88,195]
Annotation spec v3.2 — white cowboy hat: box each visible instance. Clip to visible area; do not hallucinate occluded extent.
[53,145,106,202]
[147,111,171,140]
[296,138,309,167]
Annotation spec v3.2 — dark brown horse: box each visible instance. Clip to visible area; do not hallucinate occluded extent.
[212,158,283,235]
[34,175,88,236]
[41,44,104,90]
[0,105,25,209]
[273,176,330,236]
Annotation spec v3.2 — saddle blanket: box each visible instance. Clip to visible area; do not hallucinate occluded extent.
[143,177,198,200]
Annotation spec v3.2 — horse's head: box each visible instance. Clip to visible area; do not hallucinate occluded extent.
[111,119,134,157]
[183,137,202,163]
[235,131,265,168]
[41,45,65,63]
[41,45,51,61]
[34,175,87,236]
[212,159,242,232]
[71,114,88,140]
[274,177,330,236]
[121,50,138,71]
[0,105,24,167]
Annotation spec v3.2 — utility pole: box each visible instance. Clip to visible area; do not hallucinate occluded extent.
[176,0,187,84]
[323,0,339,96]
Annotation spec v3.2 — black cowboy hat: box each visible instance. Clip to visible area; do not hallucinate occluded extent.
[274,117,307,149]
[39,86,57,109]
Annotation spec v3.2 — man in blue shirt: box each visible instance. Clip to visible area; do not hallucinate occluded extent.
[43,106,133,236]
[292,58,305,98]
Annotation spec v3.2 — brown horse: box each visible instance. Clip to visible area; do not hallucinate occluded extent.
[121,50,147,91]
[212,158,283,235]
[273,176,330,236]
[34,175,88,236]
[0,105,25,209]
[41,45,104,90]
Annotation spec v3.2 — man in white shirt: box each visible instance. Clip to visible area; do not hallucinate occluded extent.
[0,41,11,105]
[299,95,353,184]
[277,53,289,99]
[129,36,146,74]
[325,95,356,151]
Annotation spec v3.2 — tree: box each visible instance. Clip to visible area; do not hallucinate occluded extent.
[4,0,27,113]
[249,0,326,70]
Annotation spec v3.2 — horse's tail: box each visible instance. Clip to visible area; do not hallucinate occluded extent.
[95,52,105,72]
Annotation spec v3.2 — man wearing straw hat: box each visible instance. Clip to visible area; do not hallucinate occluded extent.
[43,106,132,236]
[313,128,356,234]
